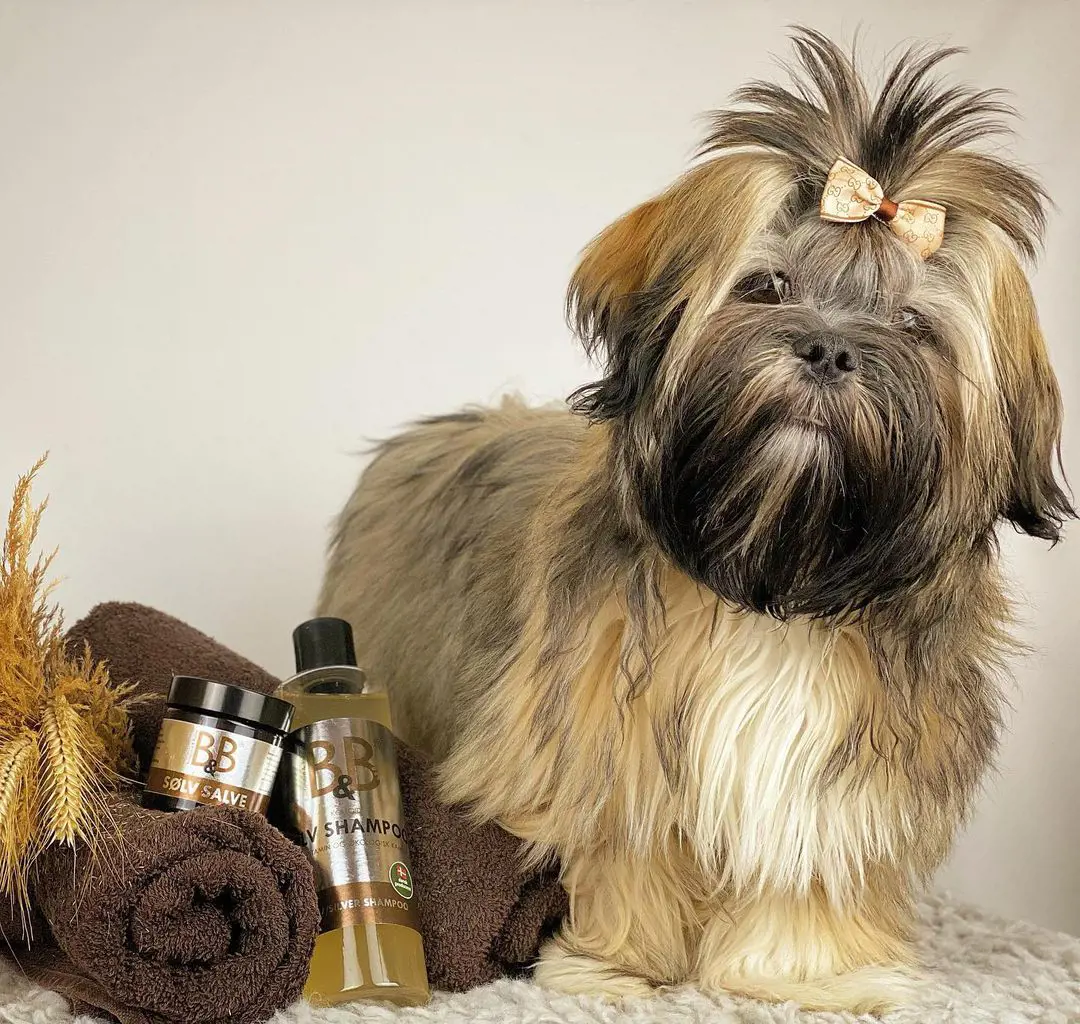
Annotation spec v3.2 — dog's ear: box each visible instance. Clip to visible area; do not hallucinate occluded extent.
[566,195,682,421]
[991,252,1074,540]
[567,154,789,421]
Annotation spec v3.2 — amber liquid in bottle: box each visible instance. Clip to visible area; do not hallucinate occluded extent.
[275,620,429,1007]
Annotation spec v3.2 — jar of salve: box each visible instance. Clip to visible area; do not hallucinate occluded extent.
[142,676,294,815]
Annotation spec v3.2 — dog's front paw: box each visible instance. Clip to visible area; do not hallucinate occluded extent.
[533,937,657,1000]
[700,963,923,1015]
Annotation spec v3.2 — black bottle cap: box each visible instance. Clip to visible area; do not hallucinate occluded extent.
[166,676,294,733]
[293,617,357,671]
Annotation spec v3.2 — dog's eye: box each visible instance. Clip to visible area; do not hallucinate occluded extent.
[896,307,936,344]
[736,272,790,305]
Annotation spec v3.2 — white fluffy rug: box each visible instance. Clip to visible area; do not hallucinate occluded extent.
[2,892,1078,1024]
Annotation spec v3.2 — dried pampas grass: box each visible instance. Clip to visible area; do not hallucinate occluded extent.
[0,456,136,930]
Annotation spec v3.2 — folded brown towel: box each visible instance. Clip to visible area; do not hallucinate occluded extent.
[11,797,319,1024]
[63,602,568,991]
[396,744,569,989]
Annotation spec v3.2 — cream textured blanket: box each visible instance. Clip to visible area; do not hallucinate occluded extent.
[3,892,1077,1024]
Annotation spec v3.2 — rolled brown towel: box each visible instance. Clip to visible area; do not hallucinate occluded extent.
[63,601,568,991]
[15,797,319,1024]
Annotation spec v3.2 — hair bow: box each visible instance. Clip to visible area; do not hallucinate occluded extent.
[820,158,946,260]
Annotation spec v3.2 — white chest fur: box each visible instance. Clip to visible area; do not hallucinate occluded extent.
[627,582,900,901]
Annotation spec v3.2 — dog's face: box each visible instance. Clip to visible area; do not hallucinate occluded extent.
[569,31,1073,618]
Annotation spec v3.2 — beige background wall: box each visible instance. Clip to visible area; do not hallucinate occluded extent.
[1,1,1077,932]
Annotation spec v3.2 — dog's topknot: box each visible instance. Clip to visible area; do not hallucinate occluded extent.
[700,27,1046,258]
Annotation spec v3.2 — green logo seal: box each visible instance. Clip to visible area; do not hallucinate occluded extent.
[389,861,414,899]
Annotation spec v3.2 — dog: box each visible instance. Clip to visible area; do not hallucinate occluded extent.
[317,29,1072,1013]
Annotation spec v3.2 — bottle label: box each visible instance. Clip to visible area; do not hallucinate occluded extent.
[279,717,420,934]
[144,717,283,814]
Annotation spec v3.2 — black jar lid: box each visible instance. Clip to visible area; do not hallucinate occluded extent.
[166,676,293,733]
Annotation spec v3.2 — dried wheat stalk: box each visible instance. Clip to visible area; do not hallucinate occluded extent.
[0,730,40,899]
[0,456,136,931]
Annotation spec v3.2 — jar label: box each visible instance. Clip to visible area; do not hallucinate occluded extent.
[278,717,420,934]
[144,718,283,814]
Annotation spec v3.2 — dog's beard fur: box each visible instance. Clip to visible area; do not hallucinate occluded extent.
[629,302,954,616]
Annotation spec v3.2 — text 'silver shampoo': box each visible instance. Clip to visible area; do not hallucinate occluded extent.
[274,617,429,1006]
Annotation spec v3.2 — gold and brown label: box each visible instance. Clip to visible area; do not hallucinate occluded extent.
[145,718,283,814]
[278,717,420,934]
[318,881,417,929]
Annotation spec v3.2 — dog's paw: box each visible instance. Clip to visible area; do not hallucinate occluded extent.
[700,963,923,1015]
[533,937,657,1000]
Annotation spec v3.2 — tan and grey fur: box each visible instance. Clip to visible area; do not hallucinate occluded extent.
[319,32,1072,1013]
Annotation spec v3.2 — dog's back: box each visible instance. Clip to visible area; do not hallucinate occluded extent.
[318,397,582,756]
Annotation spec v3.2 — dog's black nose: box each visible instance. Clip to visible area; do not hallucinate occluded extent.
[793,332,860,384]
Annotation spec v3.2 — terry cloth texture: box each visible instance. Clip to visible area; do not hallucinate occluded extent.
[1,797,319,1024]
[65,602,568,990]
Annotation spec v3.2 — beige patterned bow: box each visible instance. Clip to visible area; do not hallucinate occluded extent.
[820,157,946,260]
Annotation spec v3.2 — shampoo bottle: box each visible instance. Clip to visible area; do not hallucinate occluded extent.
[274,617,429,1006]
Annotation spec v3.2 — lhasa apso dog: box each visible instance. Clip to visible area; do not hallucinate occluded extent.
[318,30,1072,1013]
